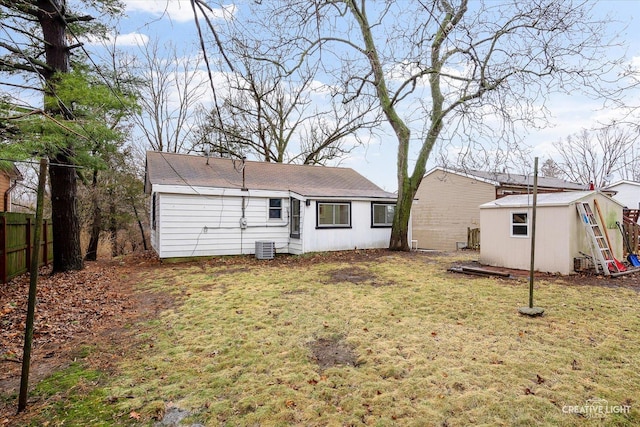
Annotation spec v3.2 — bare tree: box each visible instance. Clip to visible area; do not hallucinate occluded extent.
[209,0,622,250]
[127,38,205,153]
[540,158,563,179]
[554,123,637,187]
[191,57,379,164]
[618,135,640,182]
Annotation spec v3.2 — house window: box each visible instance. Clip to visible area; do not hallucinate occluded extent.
[317,202,351,228]
[372,203,395,227]
[269,198,282,219]
[511,212,528,237]
[290,198,301,238]
[152,193,157,230]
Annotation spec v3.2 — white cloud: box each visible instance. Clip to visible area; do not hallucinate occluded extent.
[114,32,150,47]
[122,1,236,24]
[83,32,149,47]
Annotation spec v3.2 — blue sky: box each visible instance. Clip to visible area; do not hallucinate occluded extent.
[91,1,640,191]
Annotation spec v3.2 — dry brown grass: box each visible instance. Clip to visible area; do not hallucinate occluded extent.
[98,250,640,426]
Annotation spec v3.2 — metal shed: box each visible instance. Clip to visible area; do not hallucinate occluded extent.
[479,191,624,275]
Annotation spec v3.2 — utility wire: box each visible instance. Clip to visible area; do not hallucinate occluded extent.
[0,24,76,123]
[0,157,85,168]
[46,0,135,114]
[0,4,130,166]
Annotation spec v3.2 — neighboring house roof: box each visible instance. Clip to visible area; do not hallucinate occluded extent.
[0,162,23,181]
[425,167,586,191]
[145,151,396,199]
[605,180,640,189]
[479,190,624,209]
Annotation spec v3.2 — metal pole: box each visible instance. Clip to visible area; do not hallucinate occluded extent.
[519,157,544,316]
[528,157,538,308]
[18,158,48,412]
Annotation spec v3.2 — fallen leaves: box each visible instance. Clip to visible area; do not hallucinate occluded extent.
[1,259,138,377]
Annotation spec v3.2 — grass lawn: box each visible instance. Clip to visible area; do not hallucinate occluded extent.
[8,250,640,426]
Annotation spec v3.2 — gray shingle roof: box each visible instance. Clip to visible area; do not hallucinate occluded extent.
[463,169,587,190]
[145,151,396,199]
[427,167,587,191]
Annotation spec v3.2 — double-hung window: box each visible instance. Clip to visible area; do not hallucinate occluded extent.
[511,212,529,237]
[290,198,301,238]
[269,198,282,219]
[317,202,351,228]
[371,203,394,227]
[152,193,157,230]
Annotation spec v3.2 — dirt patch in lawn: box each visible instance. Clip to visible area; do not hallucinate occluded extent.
[309,337,359,371]
[325,266,393,287]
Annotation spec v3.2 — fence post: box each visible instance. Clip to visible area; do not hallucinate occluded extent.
[1,215,5,284]
[26,216,31,270]
[43,220,48,265]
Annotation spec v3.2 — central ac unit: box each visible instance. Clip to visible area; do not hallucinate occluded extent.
[255,241,275,260]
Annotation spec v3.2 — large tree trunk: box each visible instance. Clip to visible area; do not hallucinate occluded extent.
[389,184,413,251]
[49,153,84,271]
[38,0,84,272]
[85,169,101,261]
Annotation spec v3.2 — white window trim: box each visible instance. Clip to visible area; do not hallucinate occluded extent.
[268,198,283,220]
[510,210,529,238]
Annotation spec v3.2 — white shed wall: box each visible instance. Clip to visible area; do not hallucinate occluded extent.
[480,205,573,274]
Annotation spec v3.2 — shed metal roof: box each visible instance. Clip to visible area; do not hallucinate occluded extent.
[145,151,396,199]
[480,191,624,209]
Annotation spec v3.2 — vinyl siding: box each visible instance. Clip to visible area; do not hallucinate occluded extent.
[156,191,291,258]
[151,189,395,258]
[609,182,640,209]
[303,200,392,252]
[0,173,10,212]
[412,171,495,250]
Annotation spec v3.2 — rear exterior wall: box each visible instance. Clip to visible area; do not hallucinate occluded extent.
[412,172,495,250]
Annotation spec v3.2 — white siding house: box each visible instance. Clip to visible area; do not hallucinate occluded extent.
[145,152,399,258]
[479,191,624,275]
[605,180,640,209]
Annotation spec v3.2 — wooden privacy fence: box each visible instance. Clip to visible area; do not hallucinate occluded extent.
[0,212,53,284]
[467,227,480,250]
[622,221,639,254]
[622,209,639,254]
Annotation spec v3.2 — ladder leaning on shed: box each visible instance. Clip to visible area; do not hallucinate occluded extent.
[576,202,620,276]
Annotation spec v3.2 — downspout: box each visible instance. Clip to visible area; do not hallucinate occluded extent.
[4,179,19,212]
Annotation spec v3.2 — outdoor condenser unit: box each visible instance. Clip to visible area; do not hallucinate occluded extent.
[255,241,275,260]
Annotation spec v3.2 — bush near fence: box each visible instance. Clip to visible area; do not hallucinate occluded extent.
[0,212,53,284]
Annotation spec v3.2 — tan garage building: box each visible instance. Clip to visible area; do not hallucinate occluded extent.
[411,167,586,251]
